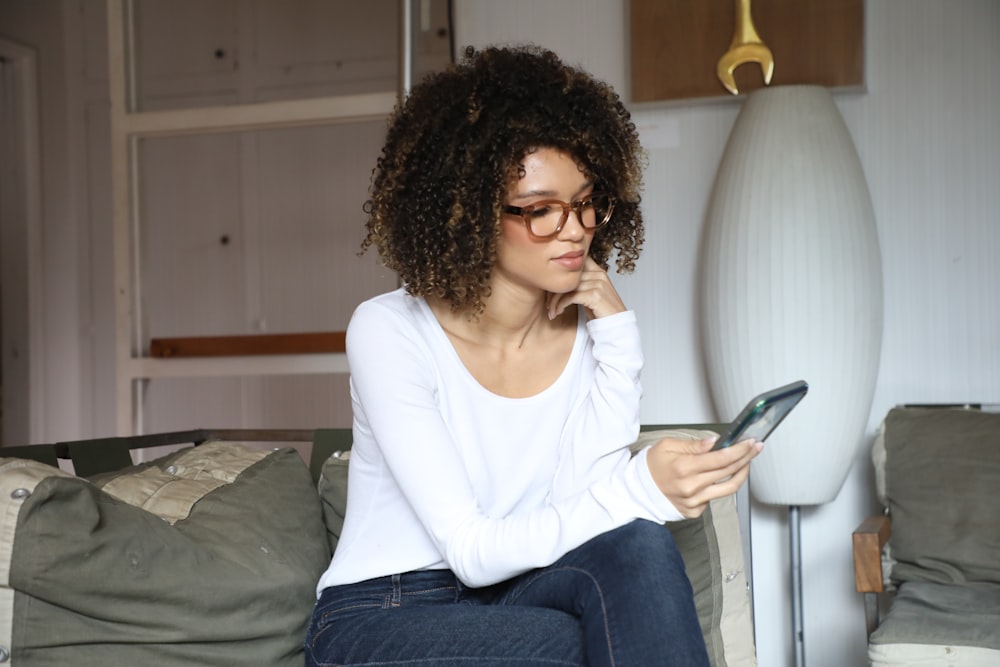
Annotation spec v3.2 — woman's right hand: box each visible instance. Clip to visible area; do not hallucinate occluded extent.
[645,436,763,519]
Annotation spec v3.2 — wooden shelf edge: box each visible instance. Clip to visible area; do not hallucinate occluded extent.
[150,332,346,358]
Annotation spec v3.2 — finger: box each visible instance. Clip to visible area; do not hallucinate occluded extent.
[548,262,626,320]
[704,440,761,483]
[546,278,603,320]
[545,291,560,317]
[668,439,760,495]
[653,435,717,455]
[679,459,754,516]
[711,462,752,495]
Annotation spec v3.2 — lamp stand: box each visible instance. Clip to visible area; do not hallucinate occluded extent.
[789,505,805,667]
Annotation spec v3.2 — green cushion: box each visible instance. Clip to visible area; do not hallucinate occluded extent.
[870,581,1000,651]
[317,447,351,555]
[1,442,330,667]
[317,426,755,667]
[876,407,1000,586]
[632,429,755,667]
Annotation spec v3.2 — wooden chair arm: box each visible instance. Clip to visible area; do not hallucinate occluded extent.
[853,514,891,593]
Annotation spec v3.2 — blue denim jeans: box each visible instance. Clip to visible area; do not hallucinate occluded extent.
[305,519,709,666]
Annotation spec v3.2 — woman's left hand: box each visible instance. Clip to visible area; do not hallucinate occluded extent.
[645,436,762,518]
[547,257,627,320]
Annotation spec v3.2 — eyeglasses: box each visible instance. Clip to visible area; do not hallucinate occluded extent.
[502,192,616,240]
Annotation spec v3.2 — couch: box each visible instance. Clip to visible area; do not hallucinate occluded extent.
[852,406,1000,666]
[0,425,757,666]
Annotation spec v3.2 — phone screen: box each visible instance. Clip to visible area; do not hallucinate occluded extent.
[712,380,808,450]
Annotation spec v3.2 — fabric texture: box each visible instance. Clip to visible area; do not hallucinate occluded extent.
[318,447,351,555]
[867,407,1000,662]
[307,521,710,667]
[869,642,1000,667]
[869,581,1000,651]
[318,427,757,667]
[633,429,756,667]
[875,407,1000,586]
[321,290,683,592]
[2,443,330,667]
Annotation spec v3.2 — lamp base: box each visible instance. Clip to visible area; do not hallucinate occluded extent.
[790,505,805,667]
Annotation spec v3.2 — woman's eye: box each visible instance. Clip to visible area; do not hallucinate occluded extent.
[529,206,553,218]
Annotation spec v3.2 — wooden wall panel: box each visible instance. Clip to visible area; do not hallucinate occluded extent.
[630,0,864,102]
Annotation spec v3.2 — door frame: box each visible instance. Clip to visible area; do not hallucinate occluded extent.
[0,37,45,444]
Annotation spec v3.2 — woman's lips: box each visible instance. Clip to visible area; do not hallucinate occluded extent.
[552,250,585,270]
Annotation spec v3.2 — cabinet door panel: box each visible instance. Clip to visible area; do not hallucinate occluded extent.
[254,120,395,333]
[139,132,246,340]
[134,0,239,80]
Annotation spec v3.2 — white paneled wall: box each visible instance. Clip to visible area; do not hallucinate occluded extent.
[456,1,1000,666]
[92,0,448,433]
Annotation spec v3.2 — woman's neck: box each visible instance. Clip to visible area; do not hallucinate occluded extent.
[427,290,578,398]
[429,288,568,351]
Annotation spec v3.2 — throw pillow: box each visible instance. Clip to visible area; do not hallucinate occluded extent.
[0,442,330,667]
[875,407,1000,586]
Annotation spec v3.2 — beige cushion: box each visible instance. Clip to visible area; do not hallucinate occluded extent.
[870,641,1000,666]
[318,427,756,667]
[1,442,330,667]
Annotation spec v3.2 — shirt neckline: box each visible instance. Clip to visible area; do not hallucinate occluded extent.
[415,296,586,401]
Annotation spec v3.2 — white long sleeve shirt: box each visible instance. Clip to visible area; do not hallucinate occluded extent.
[316,289,683,593]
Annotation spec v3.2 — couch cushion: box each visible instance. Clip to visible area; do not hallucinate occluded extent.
[874,407,1000,586]
[633,429,755,667]
[317,447,351,555]
[318,427,756,667]
[0,442,330,667]
[869,581,1000,665]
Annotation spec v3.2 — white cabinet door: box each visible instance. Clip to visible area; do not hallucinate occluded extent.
[123,0,450,431]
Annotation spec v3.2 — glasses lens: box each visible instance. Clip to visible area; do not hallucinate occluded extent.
[585,194,613,228]
[523,200,567,237]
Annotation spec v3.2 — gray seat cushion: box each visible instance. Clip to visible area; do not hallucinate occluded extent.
[870,581,1000,650]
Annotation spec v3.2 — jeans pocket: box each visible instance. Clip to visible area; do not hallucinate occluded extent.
[314,584,386,625]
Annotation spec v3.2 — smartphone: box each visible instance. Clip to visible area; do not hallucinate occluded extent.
[711,380,809,450]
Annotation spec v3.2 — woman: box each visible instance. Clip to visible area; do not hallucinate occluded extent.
[305,45,761,667]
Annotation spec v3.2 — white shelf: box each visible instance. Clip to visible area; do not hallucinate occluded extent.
[122,91,396,137]
[126,354,349,380]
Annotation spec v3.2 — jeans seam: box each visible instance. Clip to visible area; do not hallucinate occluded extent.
[508,566,617,667]
[320,601,383,623]
[401,585,457,596]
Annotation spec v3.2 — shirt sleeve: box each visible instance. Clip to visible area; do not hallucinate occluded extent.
[346,299,682,588]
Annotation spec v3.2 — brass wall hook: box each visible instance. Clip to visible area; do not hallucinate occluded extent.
[717,0,774,95]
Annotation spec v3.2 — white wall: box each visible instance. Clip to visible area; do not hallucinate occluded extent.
[456,1,1000,666]
[0,0,86,444]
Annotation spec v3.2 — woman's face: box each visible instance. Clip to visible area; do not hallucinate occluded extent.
[495,148,596,296]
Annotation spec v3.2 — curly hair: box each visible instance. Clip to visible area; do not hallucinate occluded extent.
[362,44,646,315]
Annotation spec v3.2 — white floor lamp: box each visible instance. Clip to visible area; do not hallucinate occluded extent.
[700,85,883,666]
